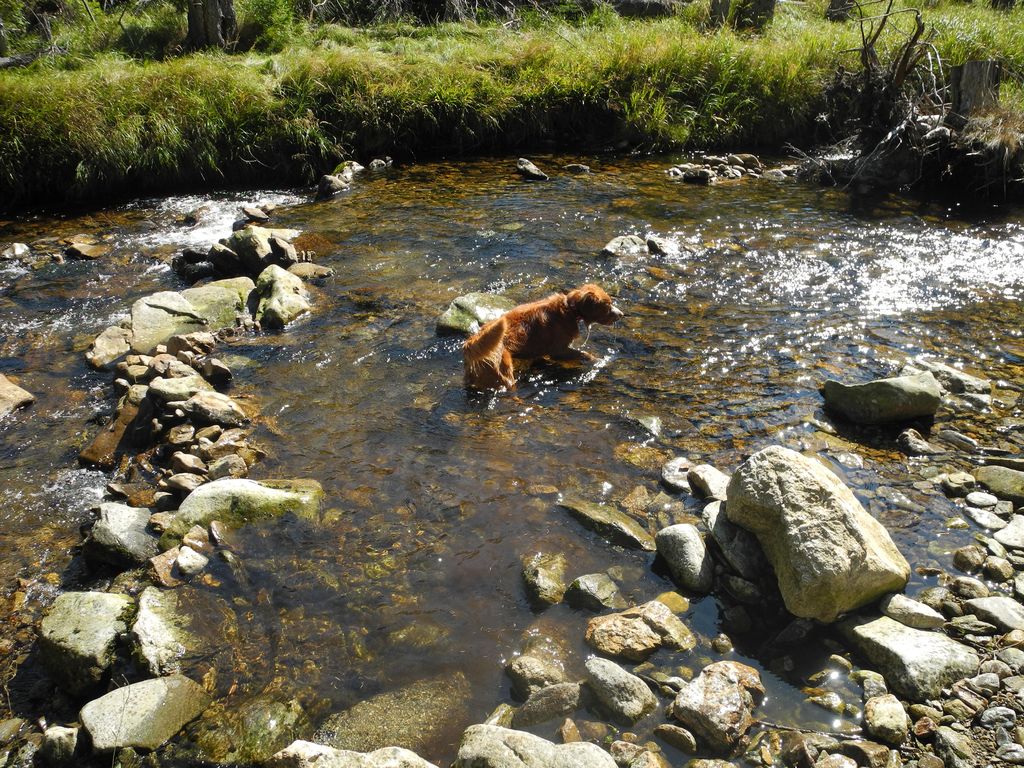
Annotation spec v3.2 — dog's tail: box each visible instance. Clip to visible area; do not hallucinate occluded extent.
[463,315,507,372]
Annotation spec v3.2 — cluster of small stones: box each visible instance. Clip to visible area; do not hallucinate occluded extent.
[665,153,796,185]
[0,232,114,269]
[0,192,345,767]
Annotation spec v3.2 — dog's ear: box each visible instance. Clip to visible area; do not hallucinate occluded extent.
[567,284,601,313]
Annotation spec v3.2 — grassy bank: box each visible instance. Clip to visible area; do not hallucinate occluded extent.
[0,0,1021,209]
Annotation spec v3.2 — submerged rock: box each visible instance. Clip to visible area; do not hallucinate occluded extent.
[436,292,515,336]
[268,741,439,768]
[191,696,310,765]
[558,498,655,550]
[512,683,582,727]
[452,724,615,768]
[315,673,469,755]
[522,551,569,607]
[39,591,134,696]
[726,446,910,622]
[669,661,764,752]
[80,675,211,752]
[160,478,324,546]
[0,374,34,418]
[254,264,312,329]
[601,235,647,258]
[821,371,941,424]
[839,616,980,701]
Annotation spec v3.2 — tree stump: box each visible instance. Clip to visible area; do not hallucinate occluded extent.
[949,60,1001,124]
[186,0,237,50]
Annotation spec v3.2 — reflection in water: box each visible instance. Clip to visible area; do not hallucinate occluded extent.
[1,159,1024,762]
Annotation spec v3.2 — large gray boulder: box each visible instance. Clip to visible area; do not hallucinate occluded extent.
[39,591,134,695]
[839,616,980,701]
[976,465,1024,507]
[821,371,941,424]
[268,741,438,768]
[436,293,516,336]
[585,657,658,724]
[160,478,324,547]
[129,291,209,354]
[80,675,211,751]
[452,724,616,768]
[0,374,34,418]
[656,524,713,594]
[725,446,910,622]
[84,502,160,567]
[315,673,469,755]
[669,661,764,752]
[254,265,312,329]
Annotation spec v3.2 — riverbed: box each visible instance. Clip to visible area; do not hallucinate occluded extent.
[2,156,1024,764]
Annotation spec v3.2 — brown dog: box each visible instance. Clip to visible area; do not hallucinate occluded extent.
[463,283,623,391]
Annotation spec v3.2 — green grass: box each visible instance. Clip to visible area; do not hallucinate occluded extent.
[0,0,1021,208]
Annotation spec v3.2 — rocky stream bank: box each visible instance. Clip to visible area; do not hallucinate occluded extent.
[1,157,1024,768]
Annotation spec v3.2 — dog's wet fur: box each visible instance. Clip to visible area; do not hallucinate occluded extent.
[462,283,623,391]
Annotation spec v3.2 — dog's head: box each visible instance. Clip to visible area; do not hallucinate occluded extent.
[567,284,623,326]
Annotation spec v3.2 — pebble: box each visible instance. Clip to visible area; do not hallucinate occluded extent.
[963,505,1008,530]
[966,672,1001,696]
[980,706,1017,729]
[653,724,697,753]
[985,556,1015,582]
[980,659,1014,678]
[952,545,986,572]
[967,491,999,508]
[950,575,989,599]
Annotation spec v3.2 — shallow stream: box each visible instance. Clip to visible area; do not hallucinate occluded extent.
[2,156,1024,764]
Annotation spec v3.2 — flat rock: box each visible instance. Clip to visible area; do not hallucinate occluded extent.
[656,524,713,594]
[963,504,1007,530]
[148,374,213,404]
[669,661,764,752]
[585,600,695,661]
[315,673,469,755]
[821,371,941,424]
[585,657,658,724]
[84,502,160,567]
[839,616,980,701]
[964,596,1024,632]
[995,516,1024,549]
[80,675,211,751]
[879,593,944,630]
[512,683,582,727]
[160,478,323,547]
[129,291,209,355]
[436,292,515,336]
[39,591,134,696]
[267,741,438,768]
[661,457,691,492]
[181,390,248,428]
[452,724,615,768]
[0,374,34,418]
[976,465,1024,507]
[726,446,909,622]
[181,278,252,328]
[254,265,312,328]
[558,498,655,550]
